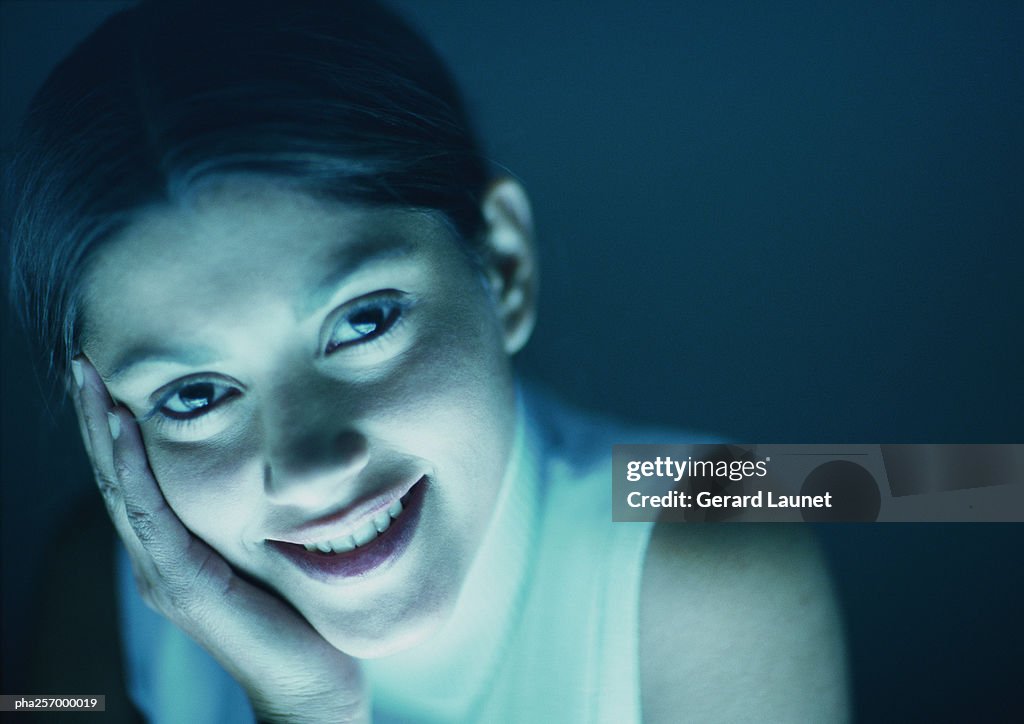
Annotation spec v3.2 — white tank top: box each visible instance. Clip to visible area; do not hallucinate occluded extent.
[118,387,660,723]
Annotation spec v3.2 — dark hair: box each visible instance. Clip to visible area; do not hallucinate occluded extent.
[5,0,491,381]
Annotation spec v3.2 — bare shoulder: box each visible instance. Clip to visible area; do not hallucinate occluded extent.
[640,524,850,723]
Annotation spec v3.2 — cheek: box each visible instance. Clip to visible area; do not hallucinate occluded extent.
[391,283,511,428]
[143,430,262,548]
[375,292,516,510]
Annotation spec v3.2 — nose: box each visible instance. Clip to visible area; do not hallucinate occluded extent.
[260,379,370,508]
[263,429,369,507]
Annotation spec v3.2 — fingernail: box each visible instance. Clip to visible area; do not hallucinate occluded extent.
[107,411,121,441]
[71,359,84,389]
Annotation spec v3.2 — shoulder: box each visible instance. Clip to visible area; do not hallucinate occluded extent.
[640,524,850,723]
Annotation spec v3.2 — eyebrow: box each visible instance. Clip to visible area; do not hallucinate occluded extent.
[106,344,221,383]
[105,235,418,382]
[299,235,416,318]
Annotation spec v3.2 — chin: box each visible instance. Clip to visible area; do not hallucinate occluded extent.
[319,603,451,660]
[310,573,459,659]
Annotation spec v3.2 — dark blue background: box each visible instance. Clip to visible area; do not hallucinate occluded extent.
[2,1,1022,720]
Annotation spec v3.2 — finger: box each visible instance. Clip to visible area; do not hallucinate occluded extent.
[68,359,94,460]
[104,404,208,614]
[107,405,194,565]
[74,356,118,505]
[72,358,154,576]
[73,360,226,605]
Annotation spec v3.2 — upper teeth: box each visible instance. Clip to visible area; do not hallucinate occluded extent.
[303,498,405,554]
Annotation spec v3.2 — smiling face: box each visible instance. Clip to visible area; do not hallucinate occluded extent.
[79,177,533,657]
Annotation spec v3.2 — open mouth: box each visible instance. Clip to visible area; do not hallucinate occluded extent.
[300,490,411,554]
[267,477,427,581]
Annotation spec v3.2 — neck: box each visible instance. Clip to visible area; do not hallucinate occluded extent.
[364,389,542,721]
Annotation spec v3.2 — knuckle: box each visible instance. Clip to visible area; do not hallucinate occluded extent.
[166,551,230,624]
[113,457,133,482]
[120,513,233,634]
[125,504,158,544]
[165,580,215,627]
[175,552,218,602]
[171,588,205,621]
[95,473,119,499]
[134,569,184,620]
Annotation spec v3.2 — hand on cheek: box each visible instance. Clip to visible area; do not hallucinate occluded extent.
[71,356,369,724]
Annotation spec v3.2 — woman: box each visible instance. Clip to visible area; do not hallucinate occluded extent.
[7,1,847,721]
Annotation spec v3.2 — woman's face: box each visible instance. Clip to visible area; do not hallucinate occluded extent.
[80,178,525,657]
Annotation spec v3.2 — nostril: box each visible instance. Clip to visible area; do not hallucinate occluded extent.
[335,430,369,467]
[263,428,370,500]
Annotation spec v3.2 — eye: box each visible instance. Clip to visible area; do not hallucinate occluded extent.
[326,297,404,353]
[159,380,240,419]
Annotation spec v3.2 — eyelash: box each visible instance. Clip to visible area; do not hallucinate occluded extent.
[325,293,407,355]
[146,377,241,431]
[148,293,408,427]
[158,381,240,419]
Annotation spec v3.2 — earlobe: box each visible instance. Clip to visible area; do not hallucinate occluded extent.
[480,178,538,355]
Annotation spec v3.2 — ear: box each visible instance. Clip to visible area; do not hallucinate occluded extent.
[480,178,538,355]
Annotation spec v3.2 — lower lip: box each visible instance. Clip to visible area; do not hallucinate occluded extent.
[267,477,427,583]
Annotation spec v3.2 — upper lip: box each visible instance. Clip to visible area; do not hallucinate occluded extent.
[264,475,422,545]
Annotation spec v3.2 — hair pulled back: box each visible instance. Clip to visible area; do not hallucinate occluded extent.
[5,0,490,380]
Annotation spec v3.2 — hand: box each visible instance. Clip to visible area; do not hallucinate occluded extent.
[72,356,368,723]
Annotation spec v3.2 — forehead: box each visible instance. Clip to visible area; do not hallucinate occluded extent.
[79,180,461,356]
[88,181,448,290]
